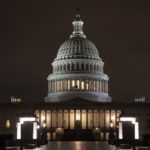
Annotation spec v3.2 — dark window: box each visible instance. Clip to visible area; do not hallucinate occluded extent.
[72,63,74,71]
[147,119,150,128]
[77,63,79,71]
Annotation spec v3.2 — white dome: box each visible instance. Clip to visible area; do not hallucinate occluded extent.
[55,37,101,61]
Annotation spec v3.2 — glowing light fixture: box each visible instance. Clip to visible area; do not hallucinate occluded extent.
[17,122,21,139]
[119,115,139,140]
[20,117,36,124]
[120,117,136,124]
[6,120,11,128]
[17,116,38,140]
[135,122,139,139]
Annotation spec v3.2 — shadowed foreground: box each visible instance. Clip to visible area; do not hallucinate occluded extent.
[23,141,119,150]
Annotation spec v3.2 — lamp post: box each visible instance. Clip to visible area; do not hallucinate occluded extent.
[41,121,48,145]
[109,120,115,145]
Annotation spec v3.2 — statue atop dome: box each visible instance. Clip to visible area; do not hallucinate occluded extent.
[74,7,81,21]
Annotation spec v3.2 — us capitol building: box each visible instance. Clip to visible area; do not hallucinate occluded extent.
[0,10,150,141]
[45,9,111,103]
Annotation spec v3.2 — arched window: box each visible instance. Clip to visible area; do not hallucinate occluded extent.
[57,65,59,72]
[86,64,89,71]
[60,65,62,71]
[64,64,66,71]
[72,63,75,71]
[94,64,96,71]
[90,64,92,71]
[76,63,79,71]
[81,63,84,71]
[67,64,70,71]
[97,65,99,71]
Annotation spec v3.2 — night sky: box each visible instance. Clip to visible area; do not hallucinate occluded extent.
[0,0,150,103]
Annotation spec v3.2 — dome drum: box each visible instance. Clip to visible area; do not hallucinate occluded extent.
[52,60,104,74]
[46,75,110,102]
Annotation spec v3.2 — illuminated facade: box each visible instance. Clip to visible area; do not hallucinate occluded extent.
[0,9,150,142]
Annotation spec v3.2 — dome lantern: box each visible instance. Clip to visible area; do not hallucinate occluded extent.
[70,8,86,38]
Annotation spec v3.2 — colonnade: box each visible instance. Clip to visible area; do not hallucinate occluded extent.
[35,109,121,140]
[53,62,103,73]
[35,109,121,129]
[48,79,108,93]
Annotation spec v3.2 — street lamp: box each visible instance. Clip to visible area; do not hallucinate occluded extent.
[110,120,114,128]
[40,121,48,145]
[109,120,115,144]
[42,121,47,128]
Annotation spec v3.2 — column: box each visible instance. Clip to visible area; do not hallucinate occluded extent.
[104,80,106,93]
[95,80,97,91]
[106,81,108,93]
[51,81,53,93]
[67,79,68,91]
[61,80,62,91]
[102,80,104,93]
[98,109,100,127]
[93,80,95,91]
[115,110,117,127]
[52,80,53,93]
[51,110,52,128]
[50,81,52,93]
[99,80,101,93]
[70,79,72,90]
[104,109,106,128]
[103,80,105,93]
[104,109,106,140]
[74,109,76,122]
[105,80,107,93]
[86,110,88,129]
[62,110,64,128]
[39,110,41,124]
[61,80,63,91]
[84,80,86,91]
[79,80,81,90]
[68,109,70,129]
[105,80,106,93]
[54,80,55,92]
[80,109,82,128]
[92,109,94,127]
[109,109,111,123]
[62,64,64,72]
[45,110,47,124]
[56,110,58,128]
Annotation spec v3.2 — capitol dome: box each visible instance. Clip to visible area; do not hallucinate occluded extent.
[45,9,111,102]
[55,37,101,61]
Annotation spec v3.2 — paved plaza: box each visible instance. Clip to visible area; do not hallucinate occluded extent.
[23,141,119,150]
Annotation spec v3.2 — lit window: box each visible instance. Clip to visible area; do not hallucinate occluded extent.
[6,120,11,128]
[81,81,84,90]
[72,80,75,87]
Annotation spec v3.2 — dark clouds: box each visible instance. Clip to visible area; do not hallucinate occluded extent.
[0,0,150,102]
